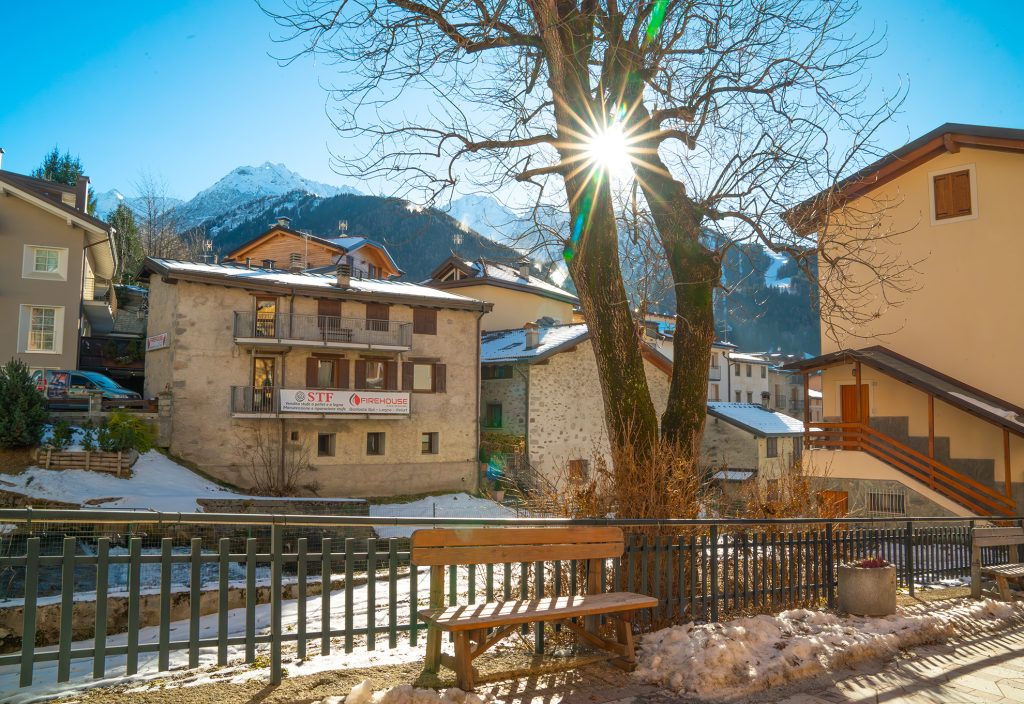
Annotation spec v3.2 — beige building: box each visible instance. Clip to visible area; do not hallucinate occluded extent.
[0,164,116,373]
[142,258,490,497]
[427,256,578,332]
[222,216,403,279]
[641,315,735,402]
[785,124,1024,517]
[725,352,771,405]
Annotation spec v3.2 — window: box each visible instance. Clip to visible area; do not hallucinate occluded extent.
[421,432,439,454]
[23,246,67,280]
[290,431,300,442]
[734,390,741,402]
[366,303,390,332]
[28,307,57,352]
[365,360,386,389]
[262,259,275,269]
[747,392,753,403]
[485,403,503,428]
[317,433,336,457]
[794,439,803,461]
[34,248,60,273]
[710,384,719,401]
[760,366,767,379]
[366,432,385,455]
[482,365,513,380]
[766,437,778,458]
[933,169,972,221]
[746,364,752,377]
[413,363,434,391]
[254,296,278,337]
[867,492,906,516]
[413,308,437,335]
[317,359,335,388]
[710,353,719,369]
[734,365,740,376]
[568,459,589,481]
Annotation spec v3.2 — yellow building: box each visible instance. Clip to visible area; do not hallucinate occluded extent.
[785,124,1024,517]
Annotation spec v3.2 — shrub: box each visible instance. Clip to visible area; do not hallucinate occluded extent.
[96,411,155,453]
[0,359,48,449]
[851,556,890,569]
[46,420,75,451]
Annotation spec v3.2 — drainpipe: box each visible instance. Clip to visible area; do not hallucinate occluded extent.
[474,308,485,493]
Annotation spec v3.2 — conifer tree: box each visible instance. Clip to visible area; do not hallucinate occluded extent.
[107,202,144,282]
[0,359,48,449]
[32,145,98,214]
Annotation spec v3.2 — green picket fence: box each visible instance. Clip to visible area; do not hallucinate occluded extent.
[0,509,1011,691]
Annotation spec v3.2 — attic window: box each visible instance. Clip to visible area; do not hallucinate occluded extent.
[289,252,303,267]
[931,166,976,223]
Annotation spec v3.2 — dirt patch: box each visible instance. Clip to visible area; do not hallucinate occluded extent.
[0,447,35,473]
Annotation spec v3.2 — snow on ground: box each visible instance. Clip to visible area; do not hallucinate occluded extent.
[318,681,484,704]
[0,450,245,512]
[370,493,519,538]
[633,598,1024,700]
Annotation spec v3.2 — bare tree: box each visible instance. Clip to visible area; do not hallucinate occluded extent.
[263,0,913,501]
[134,171,192,260]
[243,423,314,496]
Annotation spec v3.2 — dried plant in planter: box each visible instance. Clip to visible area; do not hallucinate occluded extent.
[850,556,890,569]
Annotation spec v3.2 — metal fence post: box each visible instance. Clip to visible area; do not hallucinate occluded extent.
[19,537,40,688]
[271,524,284,685]
[825,523,835,608]
[905,520,915,597]
[710,524,719,623]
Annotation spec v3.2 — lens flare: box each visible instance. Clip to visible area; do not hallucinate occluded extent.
[583,120,633,176]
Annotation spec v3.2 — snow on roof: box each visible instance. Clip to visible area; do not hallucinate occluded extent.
[441,258,577,303]
[148,259,480,306]
[481,323,589,363]
[712,470,755,481]
[728,352,770,364]
[808,388,823,399]
[707,402,805,436]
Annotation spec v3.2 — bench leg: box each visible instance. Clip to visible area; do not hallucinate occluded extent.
[425,566,444,674]
[612,611,636,671]
[425,625,441,674]
[454,631,475,691]
[997,575,1013,601]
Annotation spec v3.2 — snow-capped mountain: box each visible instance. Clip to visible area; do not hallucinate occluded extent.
[446,194,568,249]
[174,162,360,229]
[94,188,184,220]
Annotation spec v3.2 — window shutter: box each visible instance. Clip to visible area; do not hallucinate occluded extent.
[385,361,398,390]
[933,173,954,219]
[337,358,349,389]
[355,359,367,389]
[434,363,447,393]
[951,170,972,216]
[402,362,415,390]
[306,358,318,387]
[366,303,389,321]
[414,308,437,335]
[318,299,341,318]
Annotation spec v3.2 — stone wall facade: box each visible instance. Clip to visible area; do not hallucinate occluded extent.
[145,276,483,498]
[479,368,528,437]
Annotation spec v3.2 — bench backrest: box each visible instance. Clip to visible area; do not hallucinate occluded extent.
[973,527,1024,548]
[410,527,624,566]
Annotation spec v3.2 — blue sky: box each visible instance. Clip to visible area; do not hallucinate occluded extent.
[1,0,1021,200]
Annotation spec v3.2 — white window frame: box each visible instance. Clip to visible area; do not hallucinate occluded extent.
[928,163,978,227]
[19,305,64,354]
[22,245,69,281]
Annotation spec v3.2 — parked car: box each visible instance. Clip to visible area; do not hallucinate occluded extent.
[33,369,142,406]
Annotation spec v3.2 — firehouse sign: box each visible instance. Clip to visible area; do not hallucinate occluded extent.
[280,389,411,415]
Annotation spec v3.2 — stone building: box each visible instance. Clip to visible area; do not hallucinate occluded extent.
[141,257,490,497]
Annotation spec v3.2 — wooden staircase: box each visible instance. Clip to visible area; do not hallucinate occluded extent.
[809,422,1016,516]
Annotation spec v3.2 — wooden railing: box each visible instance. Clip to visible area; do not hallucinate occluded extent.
[807,422,1016,516]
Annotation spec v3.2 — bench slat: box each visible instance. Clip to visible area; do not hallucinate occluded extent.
[419,592,657,631]
[975,528,1024,537]
[412,542,623,566]
[410,527,623,549]
[973,536,1024,547]
[981,564,1024,577]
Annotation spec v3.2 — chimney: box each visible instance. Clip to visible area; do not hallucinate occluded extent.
[338,220,348,234]
[335,261,353,288]
[518,258,531,279]
[275,215,291,228]
[74,175,90,213]
[0,147,5,170]
[524,321,540,350]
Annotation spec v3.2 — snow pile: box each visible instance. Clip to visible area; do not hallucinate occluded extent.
[634,599,1024,700]
[315,681,486,704]
[371,493,518,538]
[0,450,245,512]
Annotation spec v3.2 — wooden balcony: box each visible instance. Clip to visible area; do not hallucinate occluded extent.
[806,422,1016,516]
[233,312,412,351]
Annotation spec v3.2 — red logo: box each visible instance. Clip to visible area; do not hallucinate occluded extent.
[349,393,361,405]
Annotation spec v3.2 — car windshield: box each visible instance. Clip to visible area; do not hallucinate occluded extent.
[81,372,123,390]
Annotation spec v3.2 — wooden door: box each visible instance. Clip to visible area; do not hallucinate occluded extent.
[840,384,869,423]
[818,490,849,517]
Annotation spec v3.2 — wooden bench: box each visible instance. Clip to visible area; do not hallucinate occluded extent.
[411,527,657,691]
[971,526,1024,601]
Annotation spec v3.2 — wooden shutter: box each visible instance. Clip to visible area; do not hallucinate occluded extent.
[318,299,342,317]
[337,359,350,389]
[355,359,367,389]
[366,303,389,321]
[934,170,971,220]
[385,361,398,390]
[413,308,437,335]
[934,173,953,219]
[951,170,972,216]
[434,363,446,392]
[402,362,415,390]
[306,358,318,387]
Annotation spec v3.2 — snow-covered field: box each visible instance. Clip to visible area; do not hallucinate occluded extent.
[634,598,1024,700]
[371,493,519,538]
[318,681,485,704]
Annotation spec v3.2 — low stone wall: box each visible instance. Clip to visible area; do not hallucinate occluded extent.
[196,496,375,546]
[0,575,356,653]
[0,490,79,510]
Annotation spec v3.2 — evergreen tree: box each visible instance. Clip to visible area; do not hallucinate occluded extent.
[107,202,144,282]
[32,145,98,214]
[0,359,48,449]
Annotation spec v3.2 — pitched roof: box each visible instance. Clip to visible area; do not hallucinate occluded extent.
[782,346,1024,437]
[225,226,404,275]
[707,402,805,437]
[142,258,489,311]
[481,324,589,363]
[0,170,116,279]
[428,255,578,305]
[728,352,770,364]
[787,124,1024,234]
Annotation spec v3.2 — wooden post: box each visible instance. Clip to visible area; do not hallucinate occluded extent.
[854,361,863,423]
[1004,429,1012,501]
[927,395,935,458]
[425,565,444,673]
[584,558,602,638]
[802,372,810,448]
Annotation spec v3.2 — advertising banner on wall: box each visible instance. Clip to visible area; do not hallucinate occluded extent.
[279,389,411,415]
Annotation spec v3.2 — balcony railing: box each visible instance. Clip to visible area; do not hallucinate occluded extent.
[708,366,722,381]
[231,386,280,415]
[233,312,412,349]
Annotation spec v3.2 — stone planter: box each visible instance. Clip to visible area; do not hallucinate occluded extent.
[493,488,505,503]
[837,564,897,616]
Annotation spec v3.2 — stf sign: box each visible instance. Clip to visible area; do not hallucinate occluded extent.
[146,333,169,351]
[280,389,410,415]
